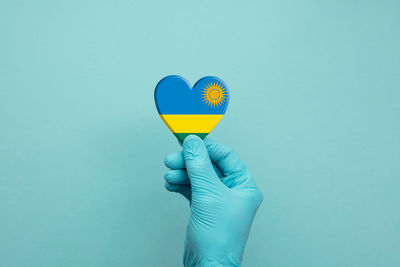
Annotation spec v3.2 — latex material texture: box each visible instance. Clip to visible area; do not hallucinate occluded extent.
[164,135,263,266]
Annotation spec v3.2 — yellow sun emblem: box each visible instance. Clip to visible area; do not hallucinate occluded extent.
[201,81,227,107]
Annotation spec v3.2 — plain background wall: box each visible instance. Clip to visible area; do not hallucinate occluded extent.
[1,1,399,266]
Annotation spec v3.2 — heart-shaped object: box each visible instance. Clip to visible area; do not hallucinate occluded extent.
[154,75,230,142]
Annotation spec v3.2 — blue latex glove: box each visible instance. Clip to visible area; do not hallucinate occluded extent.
[164,135,263,266]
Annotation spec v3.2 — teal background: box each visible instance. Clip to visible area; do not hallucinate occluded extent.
[1,0,399,266]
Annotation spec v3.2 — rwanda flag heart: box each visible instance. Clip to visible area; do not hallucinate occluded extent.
[154,75,229,142]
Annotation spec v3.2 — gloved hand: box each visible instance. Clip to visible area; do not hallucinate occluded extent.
[164,135,263,267]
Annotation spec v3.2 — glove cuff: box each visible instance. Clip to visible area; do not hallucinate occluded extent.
[184,253,241,267]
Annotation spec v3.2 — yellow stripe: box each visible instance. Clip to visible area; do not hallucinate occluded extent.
[160,115,223,133]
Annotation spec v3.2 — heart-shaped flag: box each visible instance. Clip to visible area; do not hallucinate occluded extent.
[154,75,230,142]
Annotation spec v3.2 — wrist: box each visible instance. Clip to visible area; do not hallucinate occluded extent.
[184,253,241,267]
[183,224,245,267]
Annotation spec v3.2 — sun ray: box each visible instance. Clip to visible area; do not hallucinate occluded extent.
[201,81,227,108]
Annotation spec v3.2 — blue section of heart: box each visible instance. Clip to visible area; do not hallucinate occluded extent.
[154,75,229,115]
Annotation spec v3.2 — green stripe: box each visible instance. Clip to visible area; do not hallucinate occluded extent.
[173,133,209,143]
